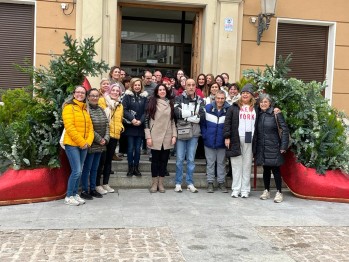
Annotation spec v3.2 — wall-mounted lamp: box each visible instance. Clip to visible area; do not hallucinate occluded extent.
[249,0,278,45]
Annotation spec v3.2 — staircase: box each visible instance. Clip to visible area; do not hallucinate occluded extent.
[108,154,282,190]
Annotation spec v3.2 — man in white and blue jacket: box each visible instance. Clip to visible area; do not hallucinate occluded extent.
[200,90,231,193]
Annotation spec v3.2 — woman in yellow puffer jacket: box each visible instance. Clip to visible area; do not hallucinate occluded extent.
[96,83,124,194]
[62,85,94,206]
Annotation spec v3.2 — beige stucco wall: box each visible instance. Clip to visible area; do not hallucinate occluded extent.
[241,0,349,113]
[35,0,76,67]
[75,0,244,88]
[34,0,349,113]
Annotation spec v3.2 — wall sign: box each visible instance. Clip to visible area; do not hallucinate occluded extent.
[224,18,233,32]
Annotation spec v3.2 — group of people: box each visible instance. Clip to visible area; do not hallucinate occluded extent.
[61,67,289,206]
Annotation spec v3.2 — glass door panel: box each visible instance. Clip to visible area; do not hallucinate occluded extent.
[121,42,181,66]
[122,20,181,43]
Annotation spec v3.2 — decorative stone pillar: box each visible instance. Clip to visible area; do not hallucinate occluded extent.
[213,0,243,82]
[76,0,116,87]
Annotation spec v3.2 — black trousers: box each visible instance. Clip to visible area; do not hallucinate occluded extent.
[119,132,128,155]
[263,165,282,192]
[97,138,118,185]
[151,146,170,177]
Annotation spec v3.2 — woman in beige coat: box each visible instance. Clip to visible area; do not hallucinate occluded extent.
[145,84,177,193]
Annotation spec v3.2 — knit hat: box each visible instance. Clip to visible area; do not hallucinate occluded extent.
[241,83,255,96]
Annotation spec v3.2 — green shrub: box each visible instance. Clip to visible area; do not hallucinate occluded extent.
[244,55,349,174]
[0,89,60,169]
[0,34,109,170]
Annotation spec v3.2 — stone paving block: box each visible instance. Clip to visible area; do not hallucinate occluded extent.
[0,227,184,262]
[257,226,349,262]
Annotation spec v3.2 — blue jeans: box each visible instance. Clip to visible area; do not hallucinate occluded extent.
[65,145,88,197]
[175,137,199,185]
[81,152,102,192]
[127,136,143,165]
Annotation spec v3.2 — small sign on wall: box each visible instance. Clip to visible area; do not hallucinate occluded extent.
[224,18,233,32]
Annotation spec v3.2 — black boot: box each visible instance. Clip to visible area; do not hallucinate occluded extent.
[134,165,142,176]
[127,165,134,177]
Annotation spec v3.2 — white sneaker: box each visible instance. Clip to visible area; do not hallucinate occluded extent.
[64,196,80,206]
[241,192,249,198]
[96,185,108,195]
[187,184,198,193]
[74,194,85,205]
[274,191,283,203]
[174,184,182,192]
[260,189,270,200]
[231,191,239,198]
[102,184,115,193]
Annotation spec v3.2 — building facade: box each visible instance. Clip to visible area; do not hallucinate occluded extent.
[1,0,348,113]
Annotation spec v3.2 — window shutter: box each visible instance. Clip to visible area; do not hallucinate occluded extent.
[0,3,34,90]
[276,23,328,83]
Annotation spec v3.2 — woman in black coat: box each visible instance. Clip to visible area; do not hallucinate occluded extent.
[122,78,148,176]
[255,94,289,203]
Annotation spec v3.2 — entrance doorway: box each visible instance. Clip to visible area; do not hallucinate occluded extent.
[118,5,200,78]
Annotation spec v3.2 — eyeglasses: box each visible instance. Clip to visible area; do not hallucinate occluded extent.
[89,95,99,98]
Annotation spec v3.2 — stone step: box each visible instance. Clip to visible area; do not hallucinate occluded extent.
[108,172,285,190]
[109,155,285,189]
[111,156,264,174]
[111,158,207,173]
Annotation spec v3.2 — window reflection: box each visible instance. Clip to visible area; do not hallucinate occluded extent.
[121,43,181,66]
[122,20,181,43]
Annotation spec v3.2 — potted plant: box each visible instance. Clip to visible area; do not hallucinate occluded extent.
[0,34,109,205]
[244,55,349,202]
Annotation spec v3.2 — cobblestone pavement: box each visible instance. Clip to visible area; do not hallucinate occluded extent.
[1,226,349,262]
[257,226,349,262]
[0,227,185,262]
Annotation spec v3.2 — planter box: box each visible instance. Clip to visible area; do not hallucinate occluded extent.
[280,151,349,203]
[0,153,70,206]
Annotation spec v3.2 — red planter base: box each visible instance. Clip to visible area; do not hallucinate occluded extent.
[0,153,70,206]
[280,151,349,203]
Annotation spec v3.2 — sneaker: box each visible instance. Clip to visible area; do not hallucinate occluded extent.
[102,184,115,193]
[90,189,103,198]
[231,191,239,198]
[274,191,283,203]
[74,194,86,205]
[174,184,182,193]
[218,183,228,193]
[187,184,198,193]
[96,185,108,195]
[260,189,270,200]
[80,191,93,200]
[241,192,249,198]
[207,183,214,193]
[64,196,80,206]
